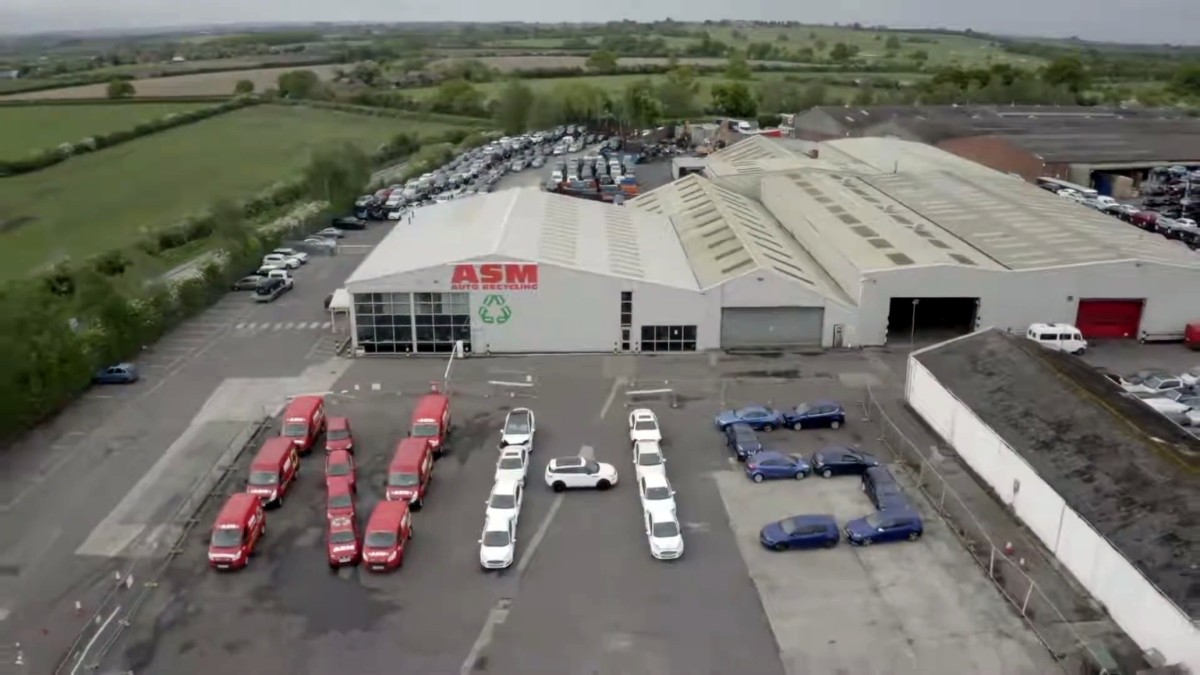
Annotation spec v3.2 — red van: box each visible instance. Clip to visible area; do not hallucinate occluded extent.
[208,493,265,571]
[326,477,356,522]
[327,516,361,569]
[386,438,434,508]
[246,437,299,508]
[409,392,450,457]
[325,417,355,454]
[362,501,413,572]
[282,395,326,454]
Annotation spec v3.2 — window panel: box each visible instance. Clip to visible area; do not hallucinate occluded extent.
[392,294,412,315]
[356,314,375,327]
[655,326,669,341]
[357,326,375,342]
[453,325,471,340]
[374,326,395,342]
[621,291,632,302]
[416,326,434,342]
[374,340,396,354]
[434,326,453,342]
[396,326,413,343]
[683,326,697,341]
[452,314,471,327]
[641,326,654,341]
[414,314,433,327]
[682,340,696,351]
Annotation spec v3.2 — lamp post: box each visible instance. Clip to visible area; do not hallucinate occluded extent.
[910,299,920,348]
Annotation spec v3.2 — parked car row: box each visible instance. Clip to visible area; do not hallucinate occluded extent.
[714,401,924,551]
[1103,366,1200,430]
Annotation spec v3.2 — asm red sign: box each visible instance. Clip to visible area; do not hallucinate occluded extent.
[450,263,539,291]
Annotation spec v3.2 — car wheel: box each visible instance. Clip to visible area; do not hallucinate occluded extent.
[822,469,833,478]
[862,537,873,546]
[762,424,774,432]
[909,531,922,542]
[830,420,841,429]
[772,543,786,552]
[792,422,803,431]
[794,471,806,480]
[552,481,566,492]
[276,493,284,508]
[752,473,764,483]
[596,479,611,490]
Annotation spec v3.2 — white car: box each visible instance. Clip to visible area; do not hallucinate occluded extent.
[1122,373,1183,395]
[638,473,676,519]
[479,516,516,570]
[485,480,523,527]
[500,408,535,450]
[644,509,684,560]
[1177,218,1198,228]
[628,408,662,443]
[262,253,301,270]
[495,447,530,485]
[1179,368,1200,387]
[265,269,294,289]
[272,248,308,264]
[631,440,667,481]
[316,227,344,239]
[544,456,618,492]
[1131,392,1192,415]
[303,237,336,249]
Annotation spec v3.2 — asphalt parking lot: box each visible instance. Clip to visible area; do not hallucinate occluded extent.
[100,352,1054,675]
[0,224,388,672]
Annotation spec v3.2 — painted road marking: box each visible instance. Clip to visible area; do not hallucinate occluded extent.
[321,321,332,329]
[599,377,626,421]
[235,323,246,330]
[460,599,512,675]
[272,323,284,331]
[70,605,120,675]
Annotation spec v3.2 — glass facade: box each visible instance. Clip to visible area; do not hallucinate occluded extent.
[640,325,697,352]
[354,292,471,354]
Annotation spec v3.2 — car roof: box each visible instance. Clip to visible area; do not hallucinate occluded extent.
[389,438,429,469]
[252,437,293,466]
[327,416,349,429]
[754,449,790,461]
[640,472,670,489]
[412,393,448,418]
[327,449,352,462]
[864,465,895,480]
[366,500,409,531]
[284,395,322,418]
[327,476,353,496]
[483,514,513,531]
[552,456,585,467]
[785,514,837,527]
[631,408,656,418]
[216,492,258,524]
[490,479,521,496]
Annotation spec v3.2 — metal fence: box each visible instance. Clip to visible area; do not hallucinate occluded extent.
[861,385,1114,675]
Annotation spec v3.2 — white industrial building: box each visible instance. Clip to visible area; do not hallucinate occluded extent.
[907,330,1198,672]
[343,135,1200,355]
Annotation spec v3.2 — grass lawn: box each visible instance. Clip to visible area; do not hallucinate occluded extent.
[405,72,903,104]
[0,102,214,159]
[0,104,460,280]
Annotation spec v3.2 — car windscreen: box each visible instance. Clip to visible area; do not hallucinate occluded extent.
[329,493,352,508]
[634,420,657,431]
[328,463,350,476]
[411,422,440,438]
[498,456,524,470]
[330,530,356,544]
[248,471,277,486]
[637,452,663,466]
[364,531,397,548]
[779,519,800,535]
[283,422,307,438]
[793,404,810,414]
[651,521,679,538]
[489,493,516,509]
[327,429,350,441]
[211,528,242,547]
[865,513,884,528]
[481,530,510,547]
[388,472,419,487]
[644,486,671,501]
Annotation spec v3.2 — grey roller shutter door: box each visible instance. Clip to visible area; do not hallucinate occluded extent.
[721,307,824,348]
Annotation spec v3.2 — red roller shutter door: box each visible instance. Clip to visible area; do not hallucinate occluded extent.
[1075,299,1144,339]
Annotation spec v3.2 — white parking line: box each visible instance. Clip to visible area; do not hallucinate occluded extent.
[284,322,295,330]
[70,605,120,675]
[598,377,625,420]
[272,323,284,331]
[235,323,246,330]
[321,321,332,329]
[460,600,511,675]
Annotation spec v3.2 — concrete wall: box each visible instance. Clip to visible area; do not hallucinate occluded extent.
[906,353,1199,671]
[935,136,1066,183]
[858,261,1200,346]
[718,270,860,347]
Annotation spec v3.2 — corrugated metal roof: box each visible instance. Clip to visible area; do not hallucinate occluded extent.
[346,189,699,290]
[821,136,1008,177]
[629,175,852,304]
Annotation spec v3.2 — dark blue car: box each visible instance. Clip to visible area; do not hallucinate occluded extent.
[724,423,763,461]
[714,406,784,432]
[811,446,880,478]
[745,450,812,482]
[760,514,839,551]
[93,363,139,385]
[782,401,846,430]
[845,510,924,546]
[862,466,910,510]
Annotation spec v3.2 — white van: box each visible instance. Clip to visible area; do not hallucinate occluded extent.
[1026,323,1087,355]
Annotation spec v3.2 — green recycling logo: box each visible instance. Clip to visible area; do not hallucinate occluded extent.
[478,294,512,325]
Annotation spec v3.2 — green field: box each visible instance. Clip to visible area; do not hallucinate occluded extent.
[0,103,213,159]
[0,104,461,279]
[406,71,919,104]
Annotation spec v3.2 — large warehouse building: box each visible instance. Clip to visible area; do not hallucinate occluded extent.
[343,135,1200,355]
[907,330,1198,672]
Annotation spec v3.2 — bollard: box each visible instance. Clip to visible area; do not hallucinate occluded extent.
[1003,541,1015,555]
[75,600,83,616]
[125,574,134,589]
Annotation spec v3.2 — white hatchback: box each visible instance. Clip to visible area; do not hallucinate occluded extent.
[644,509,684,560]
[628,408,662,444]
[495,447,530,486]
[631,440,667,481]
[479,516,516,570]
[485,480,523,528]
[638,473,676,519]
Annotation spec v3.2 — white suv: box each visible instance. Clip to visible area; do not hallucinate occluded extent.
[544,456,617,492]
[631,440,666,481]
[628,408,662,443]
[479,516,516,570]
[644,509,683,560]
[485,480,523,527]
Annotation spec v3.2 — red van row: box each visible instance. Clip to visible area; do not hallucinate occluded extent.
[209,391,451,572]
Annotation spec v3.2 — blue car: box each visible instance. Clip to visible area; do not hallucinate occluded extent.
[845,509,924,546]
[862,466,910,510]
[745,450,812,482]
[93,363,139,384]
[811,446,880,478]
[760,514,840,551]
[782,401,846,430]
[724,423,763,461]
[714,406,784,432]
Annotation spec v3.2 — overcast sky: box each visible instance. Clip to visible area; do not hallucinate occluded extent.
[2,0,1197,44]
